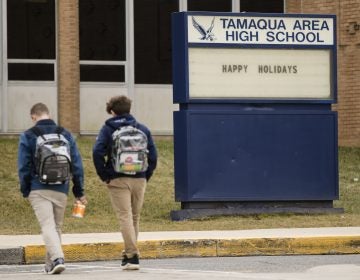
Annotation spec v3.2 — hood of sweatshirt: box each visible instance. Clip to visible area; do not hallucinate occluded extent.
[105,114,137,130]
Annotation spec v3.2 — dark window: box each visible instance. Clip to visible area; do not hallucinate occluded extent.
[188,0,232,12]
[79,0,126,82]
[7,0,55,59]
[8,63,54,81]
[80,65,125,82]
[7,0,55,81]
[79,0,126,61]
[240,0,284,13]
[134,0,178,84]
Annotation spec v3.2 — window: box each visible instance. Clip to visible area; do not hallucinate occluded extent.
[7,0,55,81]
[8,64,54,81]
[134,0,178,84]
[187,0,232,12]
[80,65,125,83]
[134,0,283,85]
[240,0,284,13]
[79,0,126,82]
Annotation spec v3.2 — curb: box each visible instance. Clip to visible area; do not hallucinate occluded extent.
[0,247,24,265]
[18,236,360,264]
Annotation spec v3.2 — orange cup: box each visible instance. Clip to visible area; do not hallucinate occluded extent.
[72,202,86,218]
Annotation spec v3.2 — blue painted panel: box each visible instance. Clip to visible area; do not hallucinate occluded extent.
[172,12,189,104]
[173,111,189,200]
[174,110,338,201]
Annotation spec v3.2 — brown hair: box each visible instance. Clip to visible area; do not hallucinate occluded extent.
[30,103,49,116]
[106,95,132,115]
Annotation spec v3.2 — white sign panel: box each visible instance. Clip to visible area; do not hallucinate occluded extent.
[188,48,331,99]
[188,15,334,45]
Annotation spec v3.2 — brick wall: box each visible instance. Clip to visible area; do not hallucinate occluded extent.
[54,1,360,143]
[58,0,80,133]
[287,0,360,146]
[286,0,301,12]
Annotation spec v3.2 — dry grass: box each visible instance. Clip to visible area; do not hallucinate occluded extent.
[0,138,359,235]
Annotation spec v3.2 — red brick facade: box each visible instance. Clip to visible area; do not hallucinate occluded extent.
[56,1,360,145]
[287,0,360,146]
[58,0,80,133]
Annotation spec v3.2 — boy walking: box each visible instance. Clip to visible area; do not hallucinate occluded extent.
[93,95,157,270]
[17,103,87,274]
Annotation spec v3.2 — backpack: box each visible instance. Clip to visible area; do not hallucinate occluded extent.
[31,126,72,184]
[111,124,148,175]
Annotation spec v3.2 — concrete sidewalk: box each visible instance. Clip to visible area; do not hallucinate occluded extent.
[1,227,360,265]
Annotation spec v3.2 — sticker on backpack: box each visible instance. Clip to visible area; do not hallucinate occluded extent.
[111,125,148,175]
[32,126,71,184]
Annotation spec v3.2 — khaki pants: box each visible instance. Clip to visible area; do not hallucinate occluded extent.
[107,177,146,258]
[28,190,67,265]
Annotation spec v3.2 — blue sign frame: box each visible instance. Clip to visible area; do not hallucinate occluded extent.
[172,11,339,209]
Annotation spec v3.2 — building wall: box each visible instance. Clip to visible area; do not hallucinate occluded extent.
[53,1,360,145]
[287,0,360,146]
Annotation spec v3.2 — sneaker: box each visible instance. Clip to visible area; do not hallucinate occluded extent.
[45,258,66,274]
[121,254,140,270]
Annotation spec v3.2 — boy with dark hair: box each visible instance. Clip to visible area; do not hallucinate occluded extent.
[18,103,87,274]
[106,95,132,115]
[93,95,157,270]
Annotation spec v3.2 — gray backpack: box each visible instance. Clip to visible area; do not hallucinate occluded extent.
[31,126,71,184]
[111,125,148,175]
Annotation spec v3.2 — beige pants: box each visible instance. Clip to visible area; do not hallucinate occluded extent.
[107,177,146,258]
[28,189,67,265]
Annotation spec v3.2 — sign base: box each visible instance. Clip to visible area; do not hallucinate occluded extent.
[170,201,343,221]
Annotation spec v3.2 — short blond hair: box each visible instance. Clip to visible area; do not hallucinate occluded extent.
[30,103,49,116]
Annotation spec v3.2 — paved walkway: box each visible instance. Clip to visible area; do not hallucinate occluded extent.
[1,227,360,265]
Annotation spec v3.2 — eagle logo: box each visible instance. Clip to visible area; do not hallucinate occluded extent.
[192,16,216,41]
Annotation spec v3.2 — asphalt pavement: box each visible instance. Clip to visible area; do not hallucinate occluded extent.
[1,255,360,280]
[1,227,359,265]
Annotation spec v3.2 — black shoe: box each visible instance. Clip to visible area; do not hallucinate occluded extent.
[45,258,66,274]
[121,254,140,270]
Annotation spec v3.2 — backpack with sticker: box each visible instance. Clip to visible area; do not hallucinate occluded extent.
[111,125,148,175]
[31,126,72,184]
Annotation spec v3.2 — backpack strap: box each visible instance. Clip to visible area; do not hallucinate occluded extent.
[106,121,139,131]
[31,126,46,141]
[31,126,64,140]
[132,122,139,129]
[55,126,64,138]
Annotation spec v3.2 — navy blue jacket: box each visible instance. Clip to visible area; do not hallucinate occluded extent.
[92,114,157,182]
[17,119,85,198]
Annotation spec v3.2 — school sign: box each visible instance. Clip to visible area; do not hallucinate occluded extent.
[171,12,339,220]
[188,16,334,45]
[174,13,336,102]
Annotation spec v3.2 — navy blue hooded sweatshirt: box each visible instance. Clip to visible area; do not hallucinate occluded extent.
[17,119,85,198]
[92,114,157,182]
